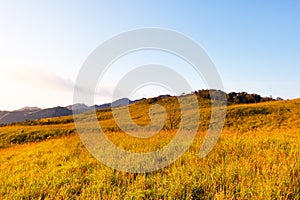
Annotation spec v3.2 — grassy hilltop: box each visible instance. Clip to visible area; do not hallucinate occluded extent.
[0,96,299,199]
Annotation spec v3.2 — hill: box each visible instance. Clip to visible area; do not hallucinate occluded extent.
[0,97,299,199]
[0,94,298,149]
[0,90,276,125]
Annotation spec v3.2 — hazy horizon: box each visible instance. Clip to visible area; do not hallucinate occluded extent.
[1,88,294,112]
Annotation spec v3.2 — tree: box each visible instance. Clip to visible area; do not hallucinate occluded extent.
[166,105,181,130]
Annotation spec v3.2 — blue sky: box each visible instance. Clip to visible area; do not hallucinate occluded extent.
[0,1,299,110]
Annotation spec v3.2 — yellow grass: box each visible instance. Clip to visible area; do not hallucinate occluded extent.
[0,98,299,199]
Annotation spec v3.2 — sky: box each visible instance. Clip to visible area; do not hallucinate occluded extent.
[0,0,299,111]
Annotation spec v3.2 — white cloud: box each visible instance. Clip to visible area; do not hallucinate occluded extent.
[10,67,74,92]
[0,66,115,110]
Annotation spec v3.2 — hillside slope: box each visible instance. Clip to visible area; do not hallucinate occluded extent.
[0,97,299,199]
[0,119,299,199]
[0,97,299,149]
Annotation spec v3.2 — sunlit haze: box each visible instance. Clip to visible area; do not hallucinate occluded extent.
[1,1,299,111]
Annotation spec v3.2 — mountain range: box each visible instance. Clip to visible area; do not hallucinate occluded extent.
[0,98,145,125]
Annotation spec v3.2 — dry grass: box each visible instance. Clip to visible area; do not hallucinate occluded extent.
[0,98,299,199]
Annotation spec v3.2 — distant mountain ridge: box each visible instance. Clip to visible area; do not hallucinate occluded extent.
[16,107,41,112]
[0,98,145,125]
[0,107,72,125]
[0,90,280,125]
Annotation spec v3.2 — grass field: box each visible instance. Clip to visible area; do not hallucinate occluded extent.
[0,97,299,199]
